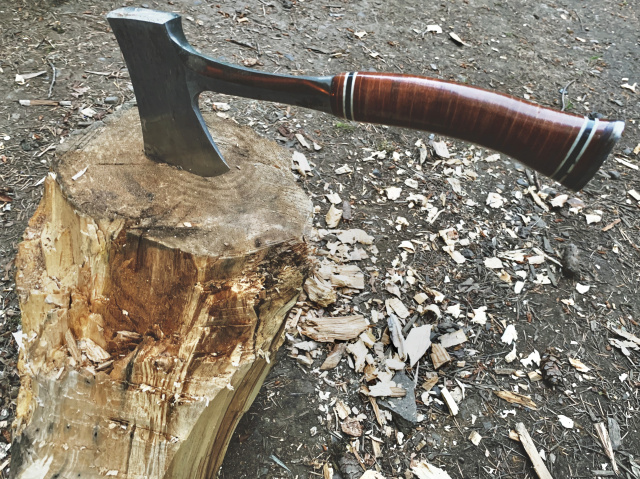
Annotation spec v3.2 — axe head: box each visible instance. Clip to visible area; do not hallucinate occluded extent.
[107,8,229,176]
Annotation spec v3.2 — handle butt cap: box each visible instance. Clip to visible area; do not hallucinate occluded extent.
[563,120,625,191]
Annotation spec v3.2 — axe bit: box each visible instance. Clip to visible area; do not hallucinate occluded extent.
[107,7,624,191]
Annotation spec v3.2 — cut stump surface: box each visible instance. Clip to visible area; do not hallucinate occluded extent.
[11,108,312,479]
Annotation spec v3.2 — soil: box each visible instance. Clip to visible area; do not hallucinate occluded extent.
[1,0,639,478]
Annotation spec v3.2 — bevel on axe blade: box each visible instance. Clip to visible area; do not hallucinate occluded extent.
[107,7,624,190]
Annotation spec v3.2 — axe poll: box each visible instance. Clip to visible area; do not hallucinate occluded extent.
[107,7,624,191]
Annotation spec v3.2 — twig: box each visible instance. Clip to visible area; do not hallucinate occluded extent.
[572,10,585,32]
[226,38,258,51]
[47,62,57,99]
[561,79,576,112]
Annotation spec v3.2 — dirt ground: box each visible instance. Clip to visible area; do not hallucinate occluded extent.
[1,0,639,477]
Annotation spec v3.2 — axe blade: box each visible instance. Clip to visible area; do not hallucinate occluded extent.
[107,8,229,177]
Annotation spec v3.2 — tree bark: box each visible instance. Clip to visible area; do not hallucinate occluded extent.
[11,107,312,478]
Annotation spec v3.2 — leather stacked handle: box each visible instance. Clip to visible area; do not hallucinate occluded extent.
[330,72,624,191]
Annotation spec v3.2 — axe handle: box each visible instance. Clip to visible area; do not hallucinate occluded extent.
[330,72,624,191]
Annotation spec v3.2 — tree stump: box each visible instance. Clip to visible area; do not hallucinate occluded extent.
[11,107,312,478]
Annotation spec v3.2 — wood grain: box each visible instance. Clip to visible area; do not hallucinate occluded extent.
[12,107,312,479]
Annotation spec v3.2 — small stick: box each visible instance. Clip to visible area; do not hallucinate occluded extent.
[515,422,554,479]
[47,62,57,99]
[560,79,576,112]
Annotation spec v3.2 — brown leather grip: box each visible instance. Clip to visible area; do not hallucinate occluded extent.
[330,72,624,190]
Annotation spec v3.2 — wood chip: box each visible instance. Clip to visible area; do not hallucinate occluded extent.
[331,265,365,289]
[371,438,383,458]
[346,339,369,372]
[292,151,311,176]
[550,194,568,208]
[422,373,438,392]
[501,324,518,344]
[528,371,543,382]
[494,391,537,410]
[381,187,402,202]
[448,31,470,46]
[386,297,409,319]
[360,471,385,479]
[584,213,602,224]
[529,188,549,212]
[326,204,342,228]
[486,192,506,208]
[441,387,459,416]
[414,292,428,304]
[300,314,367,342]
[607,324,640,346]
[568,357,590,372]
[438,329,467,348]
[405,325,432,367]
[430,343,451,369]
[469,431,482,446]
[595,422,620,474]
[432,141,450,158]
[515,423,553,479]
[335,164,353,175]
[484,257,503,269]
[411,461,453,479]
[614,157,638,170]
[367,381,406,397]
[65,329,82,364]
[341,417,363,437]
[442,245,466,264]
[337,229,374,245]
[304,276,336,307]
[326,192,342,204]
[72,166,88,181]
[80,338,110,363]
[388,314,406,360]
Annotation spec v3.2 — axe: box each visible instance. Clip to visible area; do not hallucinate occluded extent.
[107,7,624,191]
